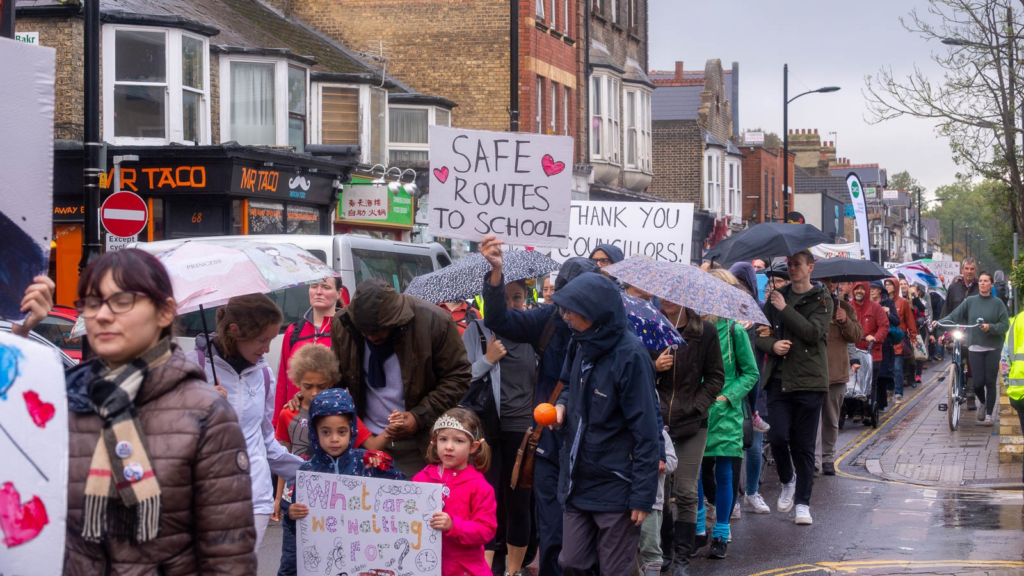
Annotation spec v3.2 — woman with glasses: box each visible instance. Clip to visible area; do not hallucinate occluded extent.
[63,249,256,574]
[194,293,304,553]
[462,279,535,576]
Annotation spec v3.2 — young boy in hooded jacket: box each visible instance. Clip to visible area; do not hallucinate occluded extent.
[278,389,405,575]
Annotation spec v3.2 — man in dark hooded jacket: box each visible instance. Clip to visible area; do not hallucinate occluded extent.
[551,272,660,576]
[589,243,625,268]
[480,235,600,576]
[331,278,471,477]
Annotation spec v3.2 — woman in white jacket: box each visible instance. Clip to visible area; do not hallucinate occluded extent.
[195,294,303,553]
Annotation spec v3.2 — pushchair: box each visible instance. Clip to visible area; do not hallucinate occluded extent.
[842,342,879,429]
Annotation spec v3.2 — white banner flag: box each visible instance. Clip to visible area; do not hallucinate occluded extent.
[846,174,871,260]
[810,242,862,260]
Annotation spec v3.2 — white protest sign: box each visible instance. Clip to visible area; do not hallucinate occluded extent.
[926,260,960,287]
[552,201,694,264]
[428,126,574,248]
[296,471,442,576]
[0,332,68,576]
[810,242,862,260]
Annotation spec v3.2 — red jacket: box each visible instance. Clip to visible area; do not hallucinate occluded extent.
[412,464,496,576]
[441,301,479,336]
[851,282,890,363]
[890,294,917,354]
[273,312,334,427]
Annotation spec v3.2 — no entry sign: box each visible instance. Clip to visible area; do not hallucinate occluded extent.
[101,191,148,238]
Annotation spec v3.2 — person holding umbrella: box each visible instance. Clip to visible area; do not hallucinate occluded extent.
[64,250,257,574]
[754,250,832,526]
[194,294,304,552]
[816,277,862,475]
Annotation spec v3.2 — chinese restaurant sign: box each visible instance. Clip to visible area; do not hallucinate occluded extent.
[338,182,415,227]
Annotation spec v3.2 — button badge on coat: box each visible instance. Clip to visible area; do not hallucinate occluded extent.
[123,462,145,483]
[115,441,133,459]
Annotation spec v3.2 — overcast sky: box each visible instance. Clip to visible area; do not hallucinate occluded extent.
[649,0,957,196]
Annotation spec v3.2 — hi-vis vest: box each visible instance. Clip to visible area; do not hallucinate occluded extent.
[1006,313,1024,401]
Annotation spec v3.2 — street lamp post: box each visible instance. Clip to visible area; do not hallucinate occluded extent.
[782,63,840,221]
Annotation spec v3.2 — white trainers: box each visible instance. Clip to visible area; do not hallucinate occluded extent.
[977,400,987,421]
[894,394,903,404]
[731,502,741,519]
[794,504,813,525]
[777,480,796,513]
[984,415,994,427]
[745,492,770,514]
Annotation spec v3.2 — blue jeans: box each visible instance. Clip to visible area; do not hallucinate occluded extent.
[278,517,297,576]
[535,456,563,576]
[745,431,763,495]
[696,456,735,540]
[893,356,904,395]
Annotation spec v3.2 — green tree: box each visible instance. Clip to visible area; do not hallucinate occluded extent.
[924,177,1009,271]
[887,170,922,193]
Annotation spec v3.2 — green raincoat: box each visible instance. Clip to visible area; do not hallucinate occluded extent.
[704,318,759,458]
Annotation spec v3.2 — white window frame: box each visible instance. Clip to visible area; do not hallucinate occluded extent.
[103,25,211,145]
[704,149,722,215]
[219,55,310,148]
[623,87,652,172]
[726,159,742,218]
[309,83,386,165]
[610,0,617,22]
[387,104,450,165]
[564,0,570,33]
[536,76,544,133]
[563,87,570,136]
[609,77,620,163]
[536,0,545,19]
[590,74,603,158]
[550,82,557,134]
[590,72,622,165]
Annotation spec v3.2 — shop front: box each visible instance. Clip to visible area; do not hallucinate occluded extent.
[51,142,356,306]
[333,176,415,241]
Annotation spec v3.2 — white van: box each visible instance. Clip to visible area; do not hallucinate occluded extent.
[131,234,452,372]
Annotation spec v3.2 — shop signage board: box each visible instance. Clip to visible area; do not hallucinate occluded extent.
[15,32,40,45]
[101,191,148,238]
[337,182,415,227]
[0,37,55,322]
[553,201,694,264]
[295,471,442,576]
[882,189,899,200]
[428,126,574,248]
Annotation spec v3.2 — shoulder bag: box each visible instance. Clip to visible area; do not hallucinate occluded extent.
[510,315,558,490]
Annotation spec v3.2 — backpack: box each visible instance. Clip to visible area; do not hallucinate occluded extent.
[887,325,905,346]
[288,319,320,348]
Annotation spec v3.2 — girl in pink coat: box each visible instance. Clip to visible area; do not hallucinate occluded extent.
[413,408,497,576]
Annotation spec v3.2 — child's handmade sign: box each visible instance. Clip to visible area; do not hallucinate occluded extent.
[428,125,574,248]
[0,331,68,576]
[295,471,443,576]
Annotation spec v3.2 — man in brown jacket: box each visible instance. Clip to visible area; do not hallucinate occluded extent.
[816,278,862,475]
[332,278,471,477]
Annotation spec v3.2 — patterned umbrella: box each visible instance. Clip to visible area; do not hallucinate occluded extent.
[622,292,684,351]
[404,250,560,303]
[156,240,339,313]
[604,255,769,325]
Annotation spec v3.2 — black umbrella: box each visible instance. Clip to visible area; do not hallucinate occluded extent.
[762,261,789,279]
[704,223,833,266]
[810,257,893,282]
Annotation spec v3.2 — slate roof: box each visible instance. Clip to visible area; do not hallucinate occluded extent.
[650,69,733,101]
[795,165,850,204]
[18,0,389,77]
[652,84,703,121]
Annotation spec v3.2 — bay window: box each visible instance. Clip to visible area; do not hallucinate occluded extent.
[221,56,309,148]
[310,83,388,165]
[727,160,742,218]
[563,87,570,135]
[536,0,545,19]
[590,75,602,157]
[590,73,621,164]
[551,82,557,134]
[103,26,210,144]
[704,150,722,214]
[388,105,451,165]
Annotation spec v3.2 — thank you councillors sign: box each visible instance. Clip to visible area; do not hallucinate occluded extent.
[554,201,695,264]
[295,471,442,576]
[428,126,574,248]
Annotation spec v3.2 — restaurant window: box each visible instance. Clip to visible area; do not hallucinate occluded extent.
[287,204,321,235]
[150,198,165,240]
[221,56,309,147]
[247,200,285,234]
[104,26,210,144]
[389,105,450,165]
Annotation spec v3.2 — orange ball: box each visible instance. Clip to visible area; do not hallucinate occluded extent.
[534,403,558,427]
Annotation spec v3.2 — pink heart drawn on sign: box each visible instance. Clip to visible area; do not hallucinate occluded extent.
[433,166,449,184]
[0,482,49,548]
[541,155,565,177]
[23,391,55,428]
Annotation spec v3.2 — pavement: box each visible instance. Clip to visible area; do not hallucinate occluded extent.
[257,359,1024,576]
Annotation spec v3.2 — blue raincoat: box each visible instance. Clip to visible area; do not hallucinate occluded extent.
[552,273,661,512]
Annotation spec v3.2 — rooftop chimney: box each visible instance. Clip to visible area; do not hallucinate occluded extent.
[674,61,683,82]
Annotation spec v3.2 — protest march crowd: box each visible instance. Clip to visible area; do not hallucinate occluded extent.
[10,233,1021,576]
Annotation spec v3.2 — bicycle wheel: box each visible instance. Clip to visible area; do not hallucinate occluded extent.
[948,362,961,431]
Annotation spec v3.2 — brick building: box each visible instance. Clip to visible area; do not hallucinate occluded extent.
[649,59,742,253]
[739,141,793,224]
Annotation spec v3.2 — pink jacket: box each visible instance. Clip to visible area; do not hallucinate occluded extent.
[413,464,497,576]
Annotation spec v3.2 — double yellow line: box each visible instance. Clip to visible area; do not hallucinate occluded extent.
[750,559,1024,576]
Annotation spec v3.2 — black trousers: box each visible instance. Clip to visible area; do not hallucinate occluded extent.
[484,431,534,550]
[766,379,823,507]
[969,349,1001,416]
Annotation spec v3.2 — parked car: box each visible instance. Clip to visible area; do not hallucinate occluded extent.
[130,234,453,372]
[1,320,77,369]
[29,306,83,362]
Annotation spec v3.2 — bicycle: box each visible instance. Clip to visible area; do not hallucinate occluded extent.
[934,319,984,431]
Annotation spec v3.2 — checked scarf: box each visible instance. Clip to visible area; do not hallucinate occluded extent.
[82,338,171,543]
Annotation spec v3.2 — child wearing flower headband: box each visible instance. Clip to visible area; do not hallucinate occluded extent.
[412,408,497,576]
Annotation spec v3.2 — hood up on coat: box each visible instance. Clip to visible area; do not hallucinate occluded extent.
[347,278,415,335]
[590,244,624,264]
[729,262,762,305]
[305,388,359,469]
[851,281,871,302]
[555,257,601,291]
[550,272,628,357]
